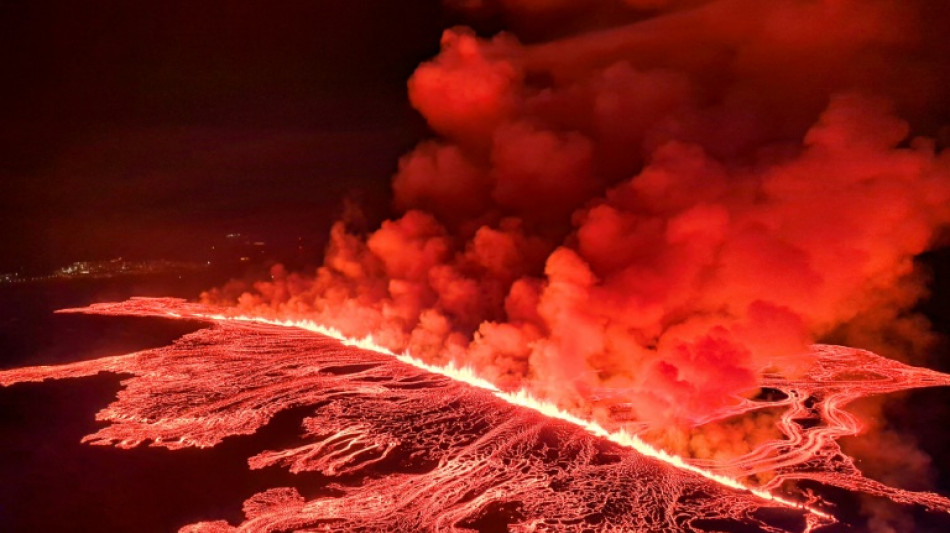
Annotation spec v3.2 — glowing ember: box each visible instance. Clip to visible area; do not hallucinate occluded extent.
[3,297,950,531]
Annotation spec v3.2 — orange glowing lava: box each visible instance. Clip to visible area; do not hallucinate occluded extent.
[3,297,950,531]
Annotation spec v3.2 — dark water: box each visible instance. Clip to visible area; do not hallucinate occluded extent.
[0,273,326,532]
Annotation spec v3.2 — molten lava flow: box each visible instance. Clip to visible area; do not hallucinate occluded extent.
[201,313,825,517]
[197,312,828,516]
[3,297,950,531]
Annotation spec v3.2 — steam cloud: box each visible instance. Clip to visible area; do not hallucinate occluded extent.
[205,0,950,431]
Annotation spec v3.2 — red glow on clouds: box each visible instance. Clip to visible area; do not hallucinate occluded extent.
[196,2,950,526]
[206,1,950,428]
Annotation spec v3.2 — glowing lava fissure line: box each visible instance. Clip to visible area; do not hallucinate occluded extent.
[197,312,833,521]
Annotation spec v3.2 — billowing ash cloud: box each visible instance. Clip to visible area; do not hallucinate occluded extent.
[205,0,950,427]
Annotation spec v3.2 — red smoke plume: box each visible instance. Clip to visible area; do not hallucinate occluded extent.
[205,0,950,430]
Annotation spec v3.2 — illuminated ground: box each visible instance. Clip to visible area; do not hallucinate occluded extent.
[0,298,819,532]
[3,298,950,531]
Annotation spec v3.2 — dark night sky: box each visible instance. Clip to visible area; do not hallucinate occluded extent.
[0,1,459,273]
